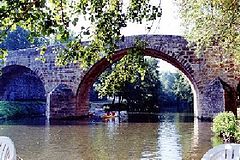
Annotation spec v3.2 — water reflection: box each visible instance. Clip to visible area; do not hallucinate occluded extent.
[0,113,213,160]
[155,115,182,159]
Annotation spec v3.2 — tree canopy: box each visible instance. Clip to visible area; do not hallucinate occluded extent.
[178,0,240,59]
[95,55,161,112]
[95,55,193,112]
[0,26,49,51]
[0,0,162,67]
[2,1,239,64]
[172,72,193,104]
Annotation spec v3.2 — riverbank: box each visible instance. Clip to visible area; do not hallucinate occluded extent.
[0,101,46,120]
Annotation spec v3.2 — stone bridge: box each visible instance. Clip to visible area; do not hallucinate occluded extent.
[0,35,239,120]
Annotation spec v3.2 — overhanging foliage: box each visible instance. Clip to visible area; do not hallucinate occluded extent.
[178,0,240,60]
[0,0,162,67]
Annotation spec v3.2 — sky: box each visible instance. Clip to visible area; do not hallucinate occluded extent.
[122,0,182,73]
[121,0,183,36]
[74,0,183,36]
[73,0,182,73]
[124,0,182,73]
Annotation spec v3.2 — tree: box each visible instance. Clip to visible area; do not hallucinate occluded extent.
[95,46,146,99]
[172,72,193,111]
[158,72,178,106]
[95,55,162,112]
[0,0,162,67]
[0,26,31,50]
[0,26,49,51]
[122,58,162,112]
[178,0,240,59]
[158,71,193,112]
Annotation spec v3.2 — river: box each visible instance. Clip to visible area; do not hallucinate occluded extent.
[0,113,214,160]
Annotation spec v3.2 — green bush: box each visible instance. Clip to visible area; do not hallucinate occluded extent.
[235,129,240,143]
[211,135,223,147]
[212,111,238,143]
[0,101,46,119]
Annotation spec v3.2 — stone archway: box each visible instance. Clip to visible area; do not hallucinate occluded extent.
[0,65,46,101]
[48,84,75,119]
[76,47,199,117]
[0,65,46,117]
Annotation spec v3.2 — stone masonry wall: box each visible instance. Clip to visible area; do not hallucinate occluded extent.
[49,84,76,119]
[1,35,239,119]
[196,47,239,119]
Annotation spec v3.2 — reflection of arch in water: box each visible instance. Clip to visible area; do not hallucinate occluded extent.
[191,119,212,159]
[77,48,198,116]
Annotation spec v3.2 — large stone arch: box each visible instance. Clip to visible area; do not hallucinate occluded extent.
[76,35,200,117]
[0,65,46,101]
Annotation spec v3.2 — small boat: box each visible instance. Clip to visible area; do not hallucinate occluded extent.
[102,112,116,119]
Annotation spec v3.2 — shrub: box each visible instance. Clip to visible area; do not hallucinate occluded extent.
[235,129,240,143]
[211,136,223,147]
[0,101,46,119]
[212,111,237,143]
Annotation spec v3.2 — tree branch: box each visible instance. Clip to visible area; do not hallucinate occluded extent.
[1,0,39,37]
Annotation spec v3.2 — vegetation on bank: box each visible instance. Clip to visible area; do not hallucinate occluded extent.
[0,101,46,119]
[212,112,240,144]
[94,55,193,112]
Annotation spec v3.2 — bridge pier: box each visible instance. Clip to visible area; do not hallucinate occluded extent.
[47,84,89,119]
[198,78,237,120]
[48,84,76,119]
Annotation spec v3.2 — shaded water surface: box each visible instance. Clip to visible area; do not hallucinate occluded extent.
[0,113,213,160]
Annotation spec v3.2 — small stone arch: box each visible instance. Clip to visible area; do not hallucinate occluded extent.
[4,49,47,90]
[0,65,46,101]
[48,84,76,119]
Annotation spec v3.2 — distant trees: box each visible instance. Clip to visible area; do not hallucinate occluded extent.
[159,72,193,112]
[95,55,162,112]
[173,73,193,105]
[0,26,48,51]
[95,55,193,113]
[159,72,179,109]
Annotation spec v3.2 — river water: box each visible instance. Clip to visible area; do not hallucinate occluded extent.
[0,113,214,160]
